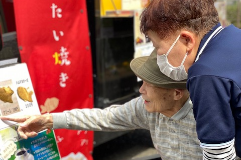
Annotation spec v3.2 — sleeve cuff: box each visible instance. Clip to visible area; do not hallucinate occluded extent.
[200,138,235,149]
[52,113,68,129]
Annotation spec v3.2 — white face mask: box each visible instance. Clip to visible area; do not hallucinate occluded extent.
[157,35,188,81]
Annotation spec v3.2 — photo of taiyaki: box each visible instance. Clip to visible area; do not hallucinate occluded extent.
[17,87,33,102]
[40,97,59,113]
[0,86,14,103]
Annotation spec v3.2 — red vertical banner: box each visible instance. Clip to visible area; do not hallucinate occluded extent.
[13,0,94,159]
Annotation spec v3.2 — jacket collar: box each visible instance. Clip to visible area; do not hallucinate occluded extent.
[170,97,193,121]
[196,23,222,58]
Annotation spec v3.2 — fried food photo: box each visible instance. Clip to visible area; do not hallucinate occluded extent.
[17,87,33,102]
[0,86,14,103]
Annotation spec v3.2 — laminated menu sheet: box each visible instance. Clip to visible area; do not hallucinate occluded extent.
[0,63,60,160]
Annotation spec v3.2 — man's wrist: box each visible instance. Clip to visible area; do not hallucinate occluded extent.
[43,113,53,129]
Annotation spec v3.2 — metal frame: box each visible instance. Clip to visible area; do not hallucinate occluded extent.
[2,31,17,41]
[0,31,21,63]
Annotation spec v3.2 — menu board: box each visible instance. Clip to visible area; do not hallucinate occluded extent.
[0,63,60,160]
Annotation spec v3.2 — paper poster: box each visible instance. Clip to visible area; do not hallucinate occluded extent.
[0,129,60,160]
[0,63,60,160]
[0,63,40,118]
[122,0,149,11]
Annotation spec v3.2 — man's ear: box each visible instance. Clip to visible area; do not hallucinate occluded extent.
[180,31,196,54]
[173,89,183,100]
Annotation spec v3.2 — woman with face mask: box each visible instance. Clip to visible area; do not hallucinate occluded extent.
[140,0,241,159]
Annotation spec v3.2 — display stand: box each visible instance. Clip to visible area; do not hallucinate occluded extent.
[0,63,60,160]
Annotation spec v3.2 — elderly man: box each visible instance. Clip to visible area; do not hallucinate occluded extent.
[140,0,241,159]
[1,50,202,160]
